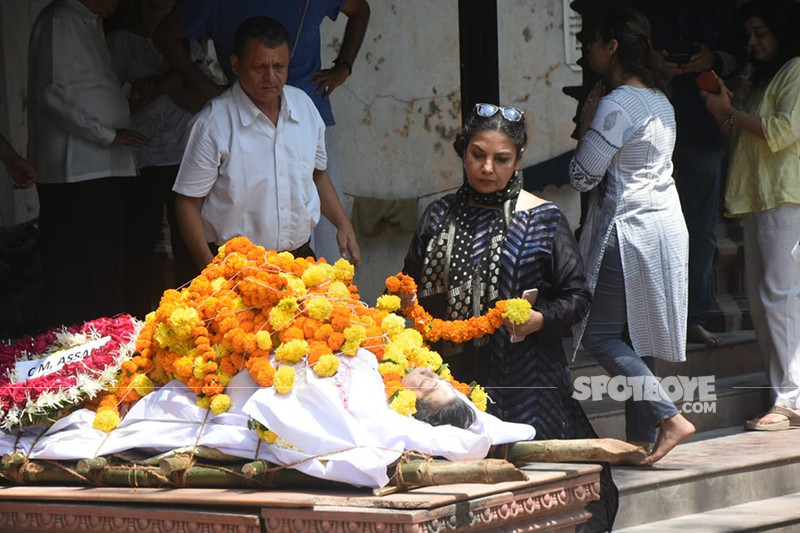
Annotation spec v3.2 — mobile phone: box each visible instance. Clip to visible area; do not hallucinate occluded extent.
[521,288,539,306]
[509,288,538,343]
[695,70,734,99]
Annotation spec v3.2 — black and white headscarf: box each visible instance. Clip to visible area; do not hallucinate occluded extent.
[418,171,522,352]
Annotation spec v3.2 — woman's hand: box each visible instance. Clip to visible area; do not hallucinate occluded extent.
[505,309,544,341]
[700,77,734,125]
[505,289,544,341]
[679,43,716,74]
[398,292,417,308]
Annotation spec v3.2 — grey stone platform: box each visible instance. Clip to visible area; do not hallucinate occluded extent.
[569,330,800,531]
[613,427,800,531]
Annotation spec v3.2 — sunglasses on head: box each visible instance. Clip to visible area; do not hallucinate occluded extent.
[474,103,524,122]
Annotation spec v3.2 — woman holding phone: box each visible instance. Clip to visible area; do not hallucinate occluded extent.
[701,0,800,431]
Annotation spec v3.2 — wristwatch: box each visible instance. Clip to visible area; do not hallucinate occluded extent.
[332,57,352,76]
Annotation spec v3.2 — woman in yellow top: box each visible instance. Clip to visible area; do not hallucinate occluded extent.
[702,0,800,431]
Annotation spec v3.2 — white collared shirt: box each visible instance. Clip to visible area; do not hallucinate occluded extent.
[173,82,326,251]
[27,0,136,184]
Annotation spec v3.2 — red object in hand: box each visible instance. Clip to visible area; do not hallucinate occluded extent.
[696,70,734,99]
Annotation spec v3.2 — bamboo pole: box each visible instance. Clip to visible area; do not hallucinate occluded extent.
[77,457,108,471]
[0,459,348,489]
[159,456,193,474]
[242,460,268,478]
[386,458,525,493]
[490,439,645,464]
[2,452,26,465]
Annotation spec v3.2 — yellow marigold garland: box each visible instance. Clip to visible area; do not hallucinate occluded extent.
[120,237,494,425]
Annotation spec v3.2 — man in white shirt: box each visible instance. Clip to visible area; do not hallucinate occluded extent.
[27,0,149,328]
[173,16,360,269]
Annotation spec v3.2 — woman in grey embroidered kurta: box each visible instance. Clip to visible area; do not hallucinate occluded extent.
[568,6,694,466]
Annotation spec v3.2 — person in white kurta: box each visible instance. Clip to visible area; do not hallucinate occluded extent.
[568,6,695,466]
[27,0,150,329]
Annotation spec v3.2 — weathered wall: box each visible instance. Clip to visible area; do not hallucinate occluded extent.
[321,0,582,303]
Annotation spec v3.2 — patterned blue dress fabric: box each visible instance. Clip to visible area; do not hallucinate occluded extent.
[404,197,617,531]
[405,198,591,437]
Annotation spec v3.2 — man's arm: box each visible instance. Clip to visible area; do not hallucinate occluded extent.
[311,0,370,99]
[313,168,360,265]
[153,12,225,106]
[0,133,36,189]
[175,193,215,269]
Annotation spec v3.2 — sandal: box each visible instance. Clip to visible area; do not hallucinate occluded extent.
[744,405,800,431]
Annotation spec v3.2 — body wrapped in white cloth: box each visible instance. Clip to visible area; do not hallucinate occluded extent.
[0,349,535,487]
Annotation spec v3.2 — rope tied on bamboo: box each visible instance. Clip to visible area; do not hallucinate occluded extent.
[393,450,435,490]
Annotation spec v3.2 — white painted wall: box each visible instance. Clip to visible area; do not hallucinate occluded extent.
[321,0,583,303]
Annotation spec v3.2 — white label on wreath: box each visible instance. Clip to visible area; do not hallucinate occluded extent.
[13,336,111,383]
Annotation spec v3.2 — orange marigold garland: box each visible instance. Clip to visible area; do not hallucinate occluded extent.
[123,237,493,424]
[384,273,532,343]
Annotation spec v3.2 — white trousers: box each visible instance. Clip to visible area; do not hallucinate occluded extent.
[312,126,344,262]
[742,202,800,409]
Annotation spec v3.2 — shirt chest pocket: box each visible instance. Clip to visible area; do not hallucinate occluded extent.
[286,159,316,208]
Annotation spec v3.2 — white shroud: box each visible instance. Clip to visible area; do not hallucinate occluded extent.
[0,349,536,487]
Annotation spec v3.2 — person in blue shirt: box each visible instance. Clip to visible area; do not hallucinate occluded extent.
[154,0,370,263]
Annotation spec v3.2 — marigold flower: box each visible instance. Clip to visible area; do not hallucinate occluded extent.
[409,347,442,370]
[301,264,332,287]
[169,307,201,340]
[173,356,194,378]
[274,366,295,394]
[281,274,307,297]
[327,331,345,350]
[130,374,154,397]
[306,296,333,322]
[502,298,532,325]
[383,379,403,399]
[326,281,351,300]
[254,330,272,351]
[92,409,121,432]
[389,389,417,416]
[196,396,211,409]
[278,326,304,343]
[210,394,232,415]
[380,313,406,337]
[313,323,334,342]
[333,258,355,281]
[469,382,488,412]
[313,354,340,377]
[275,339,309,364]
[378,360,406,377]
[376,294,402,312]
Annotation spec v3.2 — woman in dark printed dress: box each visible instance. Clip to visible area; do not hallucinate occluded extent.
[402,103,617,532]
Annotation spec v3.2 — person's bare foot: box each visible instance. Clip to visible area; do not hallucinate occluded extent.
[687,324,721,347]
[645,414,695,465]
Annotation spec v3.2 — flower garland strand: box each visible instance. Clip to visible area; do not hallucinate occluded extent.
[384,273,532,343]
[0,315,141,432]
